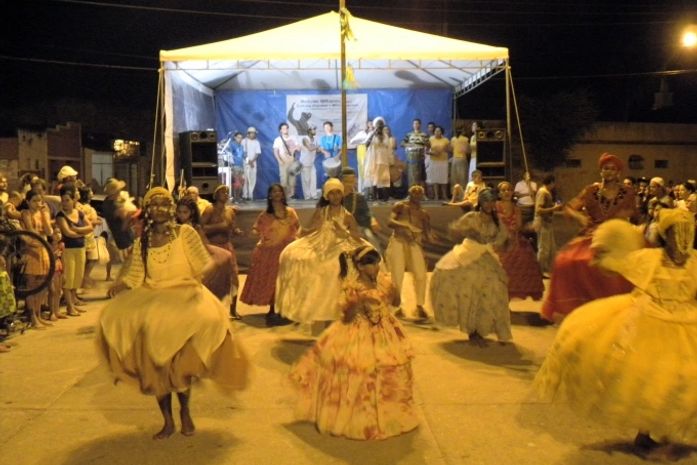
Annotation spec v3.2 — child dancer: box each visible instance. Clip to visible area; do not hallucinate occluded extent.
[48,229,67,319]
[290,245,418,440]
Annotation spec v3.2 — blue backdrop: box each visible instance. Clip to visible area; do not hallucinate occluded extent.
[215,89,452,200]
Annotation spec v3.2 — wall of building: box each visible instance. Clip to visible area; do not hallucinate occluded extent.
[552,122,697,200]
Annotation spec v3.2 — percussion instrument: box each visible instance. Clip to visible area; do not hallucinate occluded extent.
[322,156,342,178]
[287,160,302,176]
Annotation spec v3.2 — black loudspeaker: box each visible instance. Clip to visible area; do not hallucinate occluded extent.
[179,130,219,197]
[476,129,506,179]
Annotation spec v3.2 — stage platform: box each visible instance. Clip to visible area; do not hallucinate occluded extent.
[231,199,463,273]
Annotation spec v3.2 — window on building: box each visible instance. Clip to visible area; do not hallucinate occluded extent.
[628,154,644,170]
[654,159,669,169]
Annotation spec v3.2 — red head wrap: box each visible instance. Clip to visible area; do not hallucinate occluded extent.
[597,152,623,171]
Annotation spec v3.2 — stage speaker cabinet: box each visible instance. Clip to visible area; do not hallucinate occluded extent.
[476,128,506,180]
[179,130,220,197]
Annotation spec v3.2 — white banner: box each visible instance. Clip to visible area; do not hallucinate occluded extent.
[286,94,368,147]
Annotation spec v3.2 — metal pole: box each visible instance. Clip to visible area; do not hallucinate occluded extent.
[339,0,348,167]
[505,61,513,178]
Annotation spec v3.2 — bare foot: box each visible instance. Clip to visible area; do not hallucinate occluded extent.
[0,344,11,353]
[153,422,175,440]
[105,277,114,282]
[180,411,196,436]
[468,332,488,348]
[38,318,53,326]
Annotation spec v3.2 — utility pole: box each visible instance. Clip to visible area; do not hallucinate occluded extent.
[339,0,348,166]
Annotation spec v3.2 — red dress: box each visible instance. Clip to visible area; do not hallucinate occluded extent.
[540,183,635,320]
[495,202,544,300]
[240,208,299,306]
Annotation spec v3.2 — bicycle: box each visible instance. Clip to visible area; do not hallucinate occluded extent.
[0,217,56,335]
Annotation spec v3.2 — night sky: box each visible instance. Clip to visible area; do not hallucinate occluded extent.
[1,0,696,135]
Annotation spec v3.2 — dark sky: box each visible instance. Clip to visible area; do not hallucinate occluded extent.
[1,0,696,132]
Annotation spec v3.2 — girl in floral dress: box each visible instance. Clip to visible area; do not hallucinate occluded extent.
[239,184,299,326]
[495,181,544,300]
[290,245,418,440]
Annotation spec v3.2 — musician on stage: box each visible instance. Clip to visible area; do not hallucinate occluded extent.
[401,118,429,190]
[273,123,300,200]
[242,127,261,201]
[299,125,320,200]
[318,121,342,186]
[385,185,434,321]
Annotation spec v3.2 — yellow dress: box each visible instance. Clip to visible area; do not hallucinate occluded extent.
[97,224,248,397]
[535,248,697,441]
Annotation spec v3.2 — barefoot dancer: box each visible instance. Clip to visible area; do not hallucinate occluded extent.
[98,187,248,439]
[385,185,433,320]
[430,188,511,346]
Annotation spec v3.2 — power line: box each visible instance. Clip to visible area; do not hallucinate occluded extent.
[0,54,154,71]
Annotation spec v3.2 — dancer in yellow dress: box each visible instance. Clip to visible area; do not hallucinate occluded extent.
[290,245,418,440]
[535,210,697,460]
[98,187,248,439]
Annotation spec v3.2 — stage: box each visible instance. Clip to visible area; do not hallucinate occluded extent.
[231,199,464,273]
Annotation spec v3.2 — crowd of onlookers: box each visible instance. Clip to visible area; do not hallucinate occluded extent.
[0,166,143,351]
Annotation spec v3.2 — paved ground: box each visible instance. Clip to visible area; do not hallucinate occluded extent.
[0,267,691,465]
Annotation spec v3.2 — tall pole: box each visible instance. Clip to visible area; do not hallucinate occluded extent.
[339,0,348,166]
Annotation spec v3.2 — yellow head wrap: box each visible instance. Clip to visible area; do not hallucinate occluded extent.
[657,208,695,255]
[322,178,344,199]
[143,187,173,207]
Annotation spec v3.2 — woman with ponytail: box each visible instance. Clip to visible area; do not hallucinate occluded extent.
[290,245,418,440]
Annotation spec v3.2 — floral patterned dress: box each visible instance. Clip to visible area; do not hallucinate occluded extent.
[240,208,299,306]
[289,273,418,440]
[495,202,544,300]
[430,211,512,341]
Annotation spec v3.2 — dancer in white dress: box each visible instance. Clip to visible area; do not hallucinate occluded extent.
[430,188,511,346]
[275,178,366,324]
[98,187,248,439]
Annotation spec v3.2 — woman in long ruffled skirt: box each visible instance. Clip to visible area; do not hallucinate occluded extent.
[99,188,248,439]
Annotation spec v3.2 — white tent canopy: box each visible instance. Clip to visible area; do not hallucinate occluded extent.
[160,11,508,94]
[158,11,510,188]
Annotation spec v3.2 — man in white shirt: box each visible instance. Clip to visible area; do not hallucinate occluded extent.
[273,122,299,199]
[299,125,319,200]
[514,171,538,226]
[242,127,261,200]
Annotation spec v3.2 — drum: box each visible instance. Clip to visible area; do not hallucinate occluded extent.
[322,156,342,178]
[287,160,302,176]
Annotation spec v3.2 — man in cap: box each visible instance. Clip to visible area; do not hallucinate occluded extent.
[54,165,79,194]
[185,186,212,215]
[242,127,261,200]
[102,178,134,263]
[273,123,300,199]
[299,125,319,200]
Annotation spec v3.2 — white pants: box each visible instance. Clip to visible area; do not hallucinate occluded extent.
[300,165,317,200]
[278,162,297,198]
[243,164,257,200]
[385,237,427,308]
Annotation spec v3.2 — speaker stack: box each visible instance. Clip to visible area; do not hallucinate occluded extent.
[178,130,219,198]
[475,128,506,181]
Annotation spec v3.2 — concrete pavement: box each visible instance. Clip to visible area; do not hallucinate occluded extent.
[0,269,682,465]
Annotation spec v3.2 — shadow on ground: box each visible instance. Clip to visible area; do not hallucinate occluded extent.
[271,338,315,366]
[561,439,697,464]
[440,340,537,377]
[510,311,553,327]
[58,429,239,465]
[284,421,425,465]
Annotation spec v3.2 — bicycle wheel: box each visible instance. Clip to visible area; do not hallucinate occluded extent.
[0,230,55,299]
